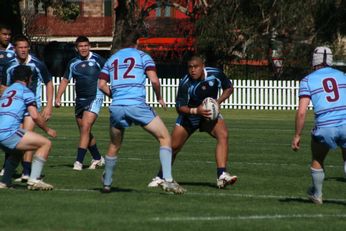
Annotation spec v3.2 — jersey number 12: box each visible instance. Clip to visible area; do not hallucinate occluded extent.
[112,58,135,80]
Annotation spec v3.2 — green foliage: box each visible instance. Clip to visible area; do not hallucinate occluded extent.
[194,0,346,77]
[52,2,80,21]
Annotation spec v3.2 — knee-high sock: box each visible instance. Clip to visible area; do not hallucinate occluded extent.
[76,147,87,163]
[2,152,10,169]
[160,146,173,182]
[103,155,117,186]
[88,144,101,160]
[30,155,46,181]
[311,167,325,197]
[2,157,20,185]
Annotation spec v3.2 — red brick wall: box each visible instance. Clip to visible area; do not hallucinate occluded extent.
[31,15,113,36]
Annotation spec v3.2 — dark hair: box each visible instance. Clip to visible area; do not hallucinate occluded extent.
[75,36,89,45]
[188,54,206,64]
[0,23,11,31]
[12,34,30,46]
[13,65,32,83]
[122,30,142,47]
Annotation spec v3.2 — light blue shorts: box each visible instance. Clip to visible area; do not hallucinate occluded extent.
[311,124,346,149]
[109,104,157,128]
[0,128,27,151]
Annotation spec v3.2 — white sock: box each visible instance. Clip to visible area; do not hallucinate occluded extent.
[30,155,46,181]
[160,146,173,182]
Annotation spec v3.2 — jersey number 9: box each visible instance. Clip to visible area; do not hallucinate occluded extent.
[322,78,339,102]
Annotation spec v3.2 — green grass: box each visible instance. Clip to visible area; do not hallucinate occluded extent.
[0,108,346,231]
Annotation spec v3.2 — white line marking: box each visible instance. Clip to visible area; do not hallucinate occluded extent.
[151,214,346,221]
[53,188,346,202]
[46,155,343,168]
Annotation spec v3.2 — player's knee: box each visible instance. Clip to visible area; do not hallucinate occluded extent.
[80,124,91,133]
[217,129,228,141]
[43,138,52,150]
[159,136,171,147]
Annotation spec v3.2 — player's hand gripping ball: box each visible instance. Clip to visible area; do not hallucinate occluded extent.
[202,97,219,120]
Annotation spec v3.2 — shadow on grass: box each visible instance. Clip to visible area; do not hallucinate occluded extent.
[178,181,216,188]
[96,187,135,194]
[48,164,91,170]
[325,176,346,183]
[279,197,346,206]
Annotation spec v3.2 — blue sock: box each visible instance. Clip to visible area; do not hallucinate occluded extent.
[103,155,117,186]
[160,146,173,182]
[88,144,101,160]
[217,168,226,178]
[76,147,87,163]
[22,161,31,176]
[311,167,325,197]
[2,157,20,185]
[157,170,163,178]
[2,152,10,169]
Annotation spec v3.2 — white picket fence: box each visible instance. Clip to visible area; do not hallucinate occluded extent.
[46,77,305,110]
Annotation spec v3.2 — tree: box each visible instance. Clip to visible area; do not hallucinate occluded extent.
[0,0,22,35]
[111,0,210,52]
[194,0,346,78]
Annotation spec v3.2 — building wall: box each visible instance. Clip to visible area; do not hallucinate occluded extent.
[24,0,192,40]
[82,0,104,17]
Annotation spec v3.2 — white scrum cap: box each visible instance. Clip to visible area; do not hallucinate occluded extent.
[312,46,333,67]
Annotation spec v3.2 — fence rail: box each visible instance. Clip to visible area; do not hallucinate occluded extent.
[45,77,308,110]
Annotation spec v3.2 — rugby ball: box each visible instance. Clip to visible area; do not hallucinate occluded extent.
[202,97,219,120]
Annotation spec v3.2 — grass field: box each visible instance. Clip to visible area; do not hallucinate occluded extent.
[0,107,346,231]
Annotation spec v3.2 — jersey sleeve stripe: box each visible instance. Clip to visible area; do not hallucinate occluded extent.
[98,72,110,81]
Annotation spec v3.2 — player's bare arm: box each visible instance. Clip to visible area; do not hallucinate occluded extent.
[146,70,166,108]
[41,81,53,120]
[54,78,69,107]
[98,79,111,97]
[0,84,7,96]
[27,105,56,138]
[291,97,310,151]
[217,87,233,105]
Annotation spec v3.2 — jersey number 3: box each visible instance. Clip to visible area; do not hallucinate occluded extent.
[322,78,339,102]
[1,90,17,107]
[112,58,135,80]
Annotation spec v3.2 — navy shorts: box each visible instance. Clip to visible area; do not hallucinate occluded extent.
[75,97,103,118]
[175,113,222,134]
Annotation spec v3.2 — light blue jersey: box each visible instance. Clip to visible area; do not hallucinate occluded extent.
[1,55,51,109]
[99,48,156,106]
[299,67,346,127]
[0,82,36,142]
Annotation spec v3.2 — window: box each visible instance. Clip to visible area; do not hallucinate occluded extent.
[104,0,112,16]
[156,2,174,17]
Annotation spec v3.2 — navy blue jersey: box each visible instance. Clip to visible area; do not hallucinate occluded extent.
[64,52,105,99]
[1,55,51,106]
[0,44,15,84]
[176,67,232,108]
